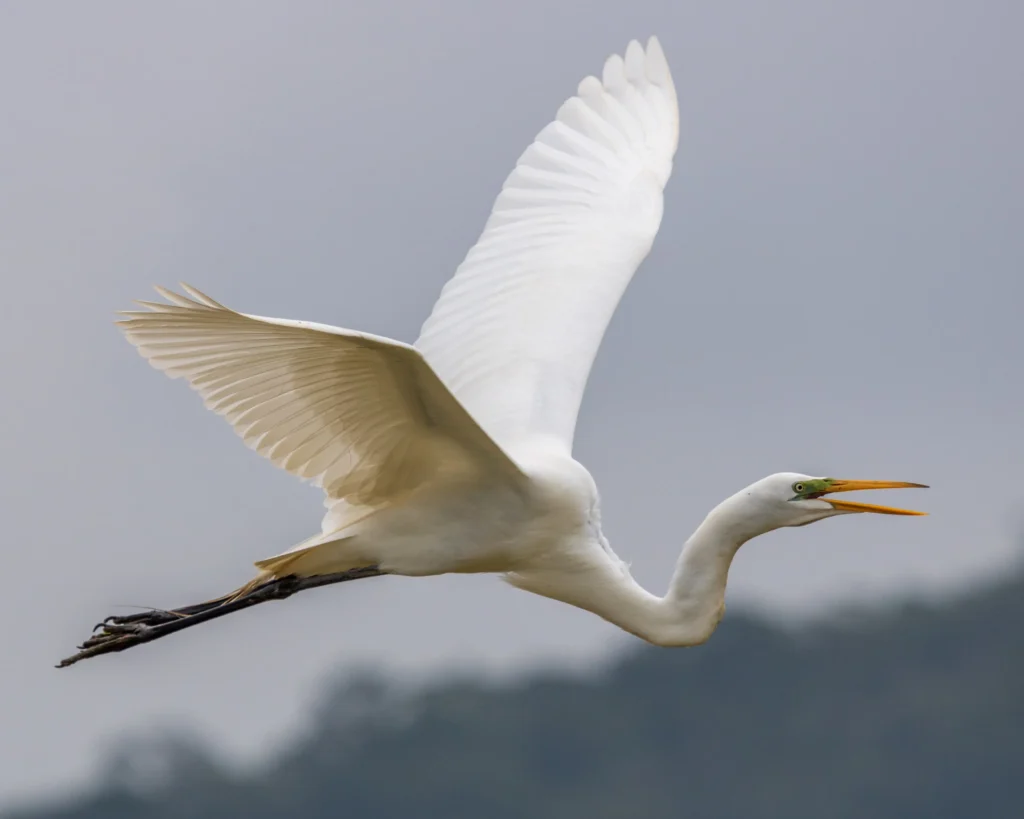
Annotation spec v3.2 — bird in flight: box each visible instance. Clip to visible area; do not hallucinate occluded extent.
[59,37,926,668]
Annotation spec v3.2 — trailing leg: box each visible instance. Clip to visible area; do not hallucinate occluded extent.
[57,566,384,668]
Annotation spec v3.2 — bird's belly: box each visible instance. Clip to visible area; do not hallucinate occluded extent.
[352,479,528,577]
[362,480,549,577]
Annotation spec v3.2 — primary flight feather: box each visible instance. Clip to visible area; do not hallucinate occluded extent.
[60,37,925,668]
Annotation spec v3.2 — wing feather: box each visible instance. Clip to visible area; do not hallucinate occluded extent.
[415,37,679,455]
[118,287,524,528]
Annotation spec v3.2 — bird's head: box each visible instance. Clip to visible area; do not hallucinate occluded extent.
[730,472,928,535]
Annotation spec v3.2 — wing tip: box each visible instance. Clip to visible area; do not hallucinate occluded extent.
[601,36,674,90]
[644,36,673,87]
[179,282,226,309]
[116,284,227,320]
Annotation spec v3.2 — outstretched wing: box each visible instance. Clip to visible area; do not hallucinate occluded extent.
[118,286,524,513]
[415,37,679,455]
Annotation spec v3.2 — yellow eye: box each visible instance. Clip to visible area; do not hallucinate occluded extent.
[793,482,806,494]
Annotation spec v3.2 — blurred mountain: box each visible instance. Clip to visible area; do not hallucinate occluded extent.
[13,570,1024,819]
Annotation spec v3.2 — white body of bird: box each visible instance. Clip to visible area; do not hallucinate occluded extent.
[60,37,925,667]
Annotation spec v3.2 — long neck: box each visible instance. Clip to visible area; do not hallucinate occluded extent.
[658,502,754,643]
[560,499,754,647]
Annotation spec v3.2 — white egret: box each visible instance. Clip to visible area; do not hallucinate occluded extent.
[60,37,926,668]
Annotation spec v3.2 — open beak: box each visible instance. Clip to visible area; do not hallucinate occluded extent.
[820,479,928,516]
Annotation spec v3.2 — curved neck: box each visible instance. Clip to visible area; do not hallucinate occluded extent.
[566,499,755,647]
[658,502,753,643]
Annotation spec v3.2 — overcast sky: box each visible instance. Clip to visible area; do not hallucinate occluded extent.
[2,0,1022,809]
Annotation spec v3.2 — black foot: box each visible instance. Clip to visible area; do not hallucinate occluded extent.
[57,567,382,668]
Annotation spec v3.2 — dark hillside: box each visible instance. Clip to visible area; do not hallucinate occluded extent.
[14,572,1024,819]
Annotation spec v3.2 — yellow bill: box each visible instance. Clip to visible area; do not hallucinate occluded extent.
[818,479,928,516]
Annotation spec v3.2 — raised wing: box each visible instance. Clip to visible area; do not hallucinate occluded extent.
[117,286,524,518]
[415,37,679,455]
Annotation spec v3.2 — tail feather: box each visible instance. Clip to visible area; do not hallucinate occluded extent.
[253,532,363,577]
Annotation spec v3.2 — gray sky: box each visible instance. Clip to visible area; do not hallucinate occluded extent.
[2,0,1022,809]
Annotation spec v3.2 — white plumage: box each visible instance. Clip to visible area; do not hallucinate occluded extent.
[118,285,525,543]
[61,37,926,668]
[418,37,677,452]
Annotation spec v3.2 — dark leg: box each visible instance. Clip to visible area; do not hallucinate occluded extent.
[57,566,384,668]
